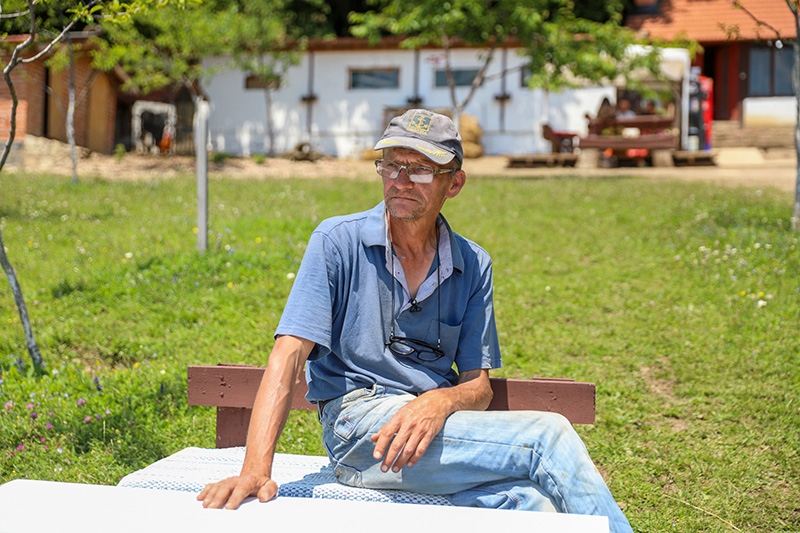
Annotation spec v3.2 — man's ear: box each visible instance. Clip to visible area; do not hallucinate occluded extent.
[446,169,467,199]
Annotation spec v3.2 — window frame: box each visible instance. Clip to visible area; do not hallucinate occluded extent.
[746,44,794,98]
[433,68,482,88]
[348,68,401,90]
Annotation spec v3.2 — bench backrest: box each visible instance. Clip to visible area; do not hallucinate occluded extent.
[187,364,596,448]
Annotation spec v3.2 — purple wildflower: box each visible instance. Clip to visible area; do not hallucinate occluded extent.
[83,416,92,423]
[45,423,53,430]
[77,398,86,407]
[30,411,38,419]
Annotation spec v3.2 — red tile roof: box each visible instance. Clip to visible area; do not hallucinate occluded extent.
[626,0,797,44]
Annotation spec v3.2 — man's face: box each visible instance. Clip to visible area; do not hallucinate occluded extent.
[381,148,464,222]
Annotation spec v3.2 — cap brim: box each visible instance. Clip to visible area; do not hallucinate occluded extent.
[374,137,455,165]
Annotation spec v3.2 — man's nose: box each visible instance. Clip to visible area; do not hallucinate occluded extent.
[394,167,415,188]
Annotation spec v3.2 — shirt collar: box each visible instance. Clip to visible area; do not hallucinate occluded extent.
[360,202,463,276]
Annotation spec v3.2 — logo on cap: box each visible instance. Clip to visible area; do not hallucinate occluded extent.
[406,114,432,135]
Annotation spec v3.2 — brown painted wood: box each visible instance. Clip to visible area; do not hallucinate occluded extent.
[188,365,596,448]
[578,133,677,150]
[215,407,252,449]
[188,364,313,411]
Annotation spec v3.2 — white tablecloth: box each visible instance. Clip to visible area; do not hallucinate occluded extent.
[0,479,609,533]
[118,446,452,505]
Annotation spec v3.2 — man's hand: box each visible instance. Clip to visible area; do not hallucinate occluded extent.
[197,474,278,510]
[370,369,493,474]
[370,393,450,473]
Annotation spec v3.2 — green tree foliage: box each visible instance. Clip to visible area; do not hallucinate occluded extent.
[349,0,662,118]
[0,0,91,36]
[89,3,226,96]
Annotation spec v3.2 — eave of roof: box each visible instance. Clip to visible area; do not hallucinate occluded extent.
[626,0,797,45]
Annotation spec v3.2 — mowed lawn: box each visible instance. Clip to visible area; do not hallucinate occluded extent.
[1,169,798,531]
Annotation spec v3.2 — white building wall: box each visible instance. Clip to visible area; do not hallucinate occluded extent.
[202,48,623,159]
[742,96,797,127]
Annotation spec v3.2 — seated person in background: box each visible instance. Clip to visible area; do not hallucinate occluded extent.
[586,97,617,134]
[197,108,634,533]
[616,98,636,118]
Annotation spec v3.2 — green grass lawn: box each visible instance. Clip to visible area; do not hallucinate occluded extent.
[1,170,798,530]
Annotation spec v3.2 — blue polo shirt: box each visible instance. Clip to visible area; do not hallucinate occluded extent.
[276,202,501,403]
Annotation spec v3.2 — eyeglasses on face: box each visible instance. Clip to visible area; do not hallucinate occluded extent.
[386,335,445,362]
[375,159,454,184]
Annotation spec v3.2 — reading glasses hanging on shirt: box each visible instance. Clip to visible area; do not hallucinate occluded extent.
[387,335,446,362]
[385,230,445,362]
[375,159,454,184]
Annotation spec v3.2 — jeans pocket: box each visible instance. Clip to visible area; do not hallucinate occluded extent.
[329,386,380,442]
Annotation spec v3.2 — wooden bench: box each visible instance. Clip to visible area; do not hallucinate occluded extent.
[577,132,677,151]
[187,364,596,448]
[116,365,599,515]
[542,124,579,154]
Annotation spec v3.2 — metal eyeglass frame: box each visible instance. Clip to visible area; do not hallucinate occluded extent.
[375,159,455,184]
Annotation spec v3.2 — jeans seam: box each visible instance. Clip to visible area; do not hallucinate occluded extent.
[440,436,570,514]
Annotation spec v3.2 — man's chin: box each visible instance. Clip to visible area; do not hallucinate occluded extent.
[386,204,422,221]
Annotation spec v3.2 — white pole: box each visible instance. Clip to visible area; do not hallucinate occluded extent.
[194,98,209,253]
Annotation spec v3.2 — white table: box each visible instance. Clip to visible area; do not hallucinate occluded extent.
[0,479,608,533]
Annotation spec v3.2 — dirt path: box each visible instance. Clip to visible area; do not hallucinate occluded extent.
[11,136,798,194]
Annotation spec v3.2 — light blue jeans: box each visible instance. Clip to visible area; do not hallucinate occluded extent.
[320,385,633,533]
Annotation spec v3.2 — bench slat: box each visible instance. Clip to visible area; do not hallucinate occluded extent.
[188,365,596,448]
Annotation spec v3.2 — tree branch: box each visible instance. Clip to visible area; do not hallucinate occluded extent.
[732,0,783,40]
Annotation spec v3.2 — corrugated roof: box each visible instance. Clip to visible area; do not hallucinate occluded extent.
[626,0,797,44]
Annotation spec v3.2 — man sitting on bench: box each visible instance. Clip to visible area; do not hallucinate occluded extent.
[197,109,633,533]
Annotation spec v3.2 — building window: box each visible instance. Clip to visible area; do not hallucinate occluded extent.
[748,45,794,97]
[434,68,481,88]
[520,65,532,88]
[349,68,400,89]
[245,74,279,90]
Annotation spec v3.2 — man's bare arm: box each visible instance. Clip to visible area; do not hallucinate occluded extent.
[371,368,492,473]
[197,335,314,509]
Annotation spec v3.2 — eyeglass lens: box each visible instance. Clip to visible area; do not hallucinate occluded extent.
[375,160,436,184]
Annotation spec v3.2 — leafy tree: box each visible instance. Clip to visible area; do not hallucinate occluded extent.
[91,3,226,99]
[226,0,331,156]
[726,0,799,232]
[3,2,113,185]
[349,0,663,125]
[0,0,180,369]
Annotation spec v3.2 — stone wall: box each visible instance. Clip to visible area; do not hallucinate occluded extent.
[712,121,795,149]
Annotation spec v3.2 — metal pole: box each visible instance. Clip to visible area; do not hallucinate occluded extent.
[195,98,209,252]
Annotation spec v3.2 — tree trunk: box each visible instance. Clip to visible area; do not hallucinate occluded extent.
[1,24,44,369]
[792,4,800,231]
[441,35,460,128]
[0,230,44,368]
[67,39,79,184]
[265,88,275,157]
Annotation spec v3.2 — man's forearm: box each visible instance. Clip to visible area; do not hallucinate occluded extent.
[239,335,314,478]
[424,368,493,415]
